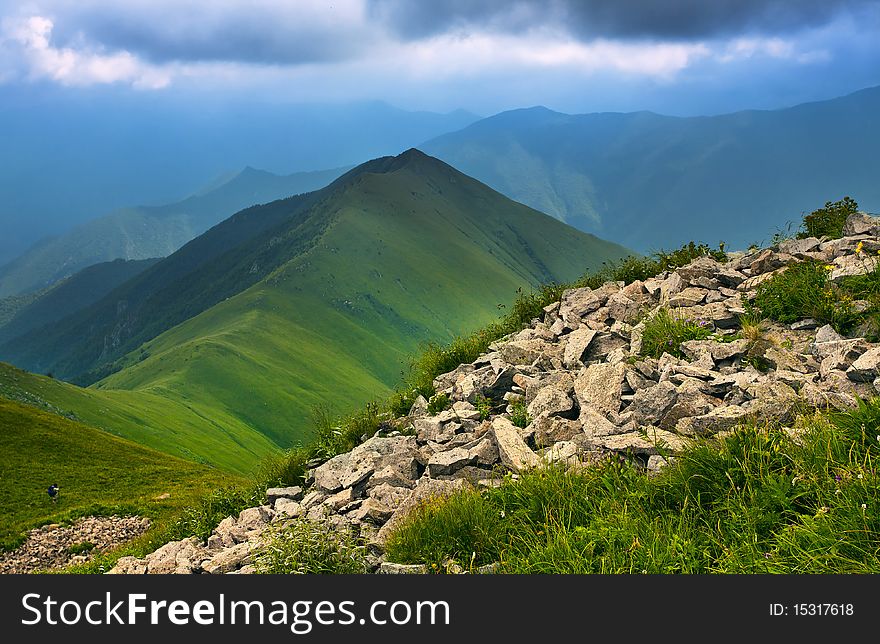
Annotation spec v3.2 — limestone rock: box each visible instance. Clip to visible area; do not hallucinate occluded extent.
[491,417,540,472]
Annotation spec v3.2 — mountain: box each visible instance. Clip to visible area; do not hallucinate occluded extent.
[0,258,160,347]
[422,85,880,251]
[0,165,348,297]
[0,91,480,266]
[0,150,629,470]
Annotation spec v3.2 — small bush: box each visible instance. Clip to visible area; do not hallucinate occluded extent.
[66,541,95,556]
[639,308,712,358]
[474,395,492,421]
[255,518,368,574]
[752,261,859,333]
[427,393,450,415]
[800,196,859,239]
[509,398,530,429]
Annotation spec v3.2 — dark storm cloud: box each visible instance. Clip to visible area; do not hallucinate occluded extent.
[368,0,874,40]
[44,2,375,66]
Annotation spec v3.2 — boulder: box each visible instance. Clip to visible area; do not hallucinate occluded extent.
[527,386,576,419]
[562,327,597,368]
[846,347,880,382]
[676,405,753,436]
[574,362,626,417]
[491,417,540,472]
[842,212,880,237]
[203,542,253,575]
[629,381,678,425]
[427,448,477,477]
[266,487,303,505]
[559,288,602,325]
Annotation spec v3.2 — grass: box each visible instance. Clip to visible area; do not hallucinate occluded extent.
[509,397,530,429]
[254,518,369,574]
[639,308,713,359]
[384,399,880,573]
[0,362,279,476]
[0,397,237,552]
[751,259,880,337]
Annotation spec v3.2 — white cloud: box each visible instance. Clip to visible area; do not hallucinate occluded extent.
[1,15,171,88]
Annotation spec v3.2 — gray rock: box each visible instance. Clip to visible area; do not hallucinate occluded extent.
[468,438,500,466]
[579,406,621,437]
[790,318,820,331]
[846,346,880,382]
[491,417,540,472]
[676,405,753,436]
[598,427,689,455]
[559,287,602,325]
[203,542,253,575]
[842,212,880,237]
[529,413,583,447]
[562,327,597,368]
[629,381,678,425]
[667,287,707,307]
[273,498,303,518]
[427,448,477,477]
[266,486,303,505]
[574,362,625,417]
[778,237,820,256]
[527,386,576,419]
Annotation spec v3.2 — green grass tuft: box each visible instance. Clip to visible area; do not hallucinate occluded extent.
[254,519,369,574]
[639,308,713,359]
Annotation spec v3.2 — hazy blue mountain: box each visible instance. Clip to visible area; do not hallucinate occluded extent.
[0,165,348,296]
[0,258,160,347]
[0,88,479,265]
[422,86,880,251]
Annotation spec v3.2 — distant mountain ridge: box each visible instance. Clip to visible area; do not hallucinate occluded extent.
[0,149,629,470]
[422,85,880,251]
[0,165,349,297]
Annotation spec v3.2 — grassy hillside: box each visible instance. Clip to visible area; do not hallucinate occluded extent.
[0,258,160,346]
[0,165,347,297]
[0,397,239,550]
[423,86,880,251]
[1,150,629,471]
[0,363,278,475]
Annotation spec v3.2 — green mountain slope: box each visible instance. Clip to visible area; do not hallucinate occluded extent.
[0,396,238,548]
[422,85,880,251]
[0,258,160,346]
[0,165,348,297]
[0,362,278,475]
[1,150,629,470]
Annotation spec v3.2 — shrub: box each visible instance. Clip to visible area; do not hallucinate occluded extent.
[474,394,492,421]
[66,541,95,556]
[255,518,368,574]
[509,397,530,429]
[427,393,450,415]
[800,196,859,239]
[639,308,713,358]
[751,261,859,333]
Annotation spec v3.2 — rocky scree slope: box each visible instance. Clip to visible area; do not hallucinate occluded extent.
[110,212,880,574]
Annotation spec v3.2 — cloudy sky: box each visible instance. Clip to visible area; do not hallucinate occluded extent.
[1,0,879,115]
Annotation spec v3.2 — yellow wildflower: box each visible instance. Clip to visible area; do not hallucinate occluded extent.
[824,264,835,271]
[856,241,864,254]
